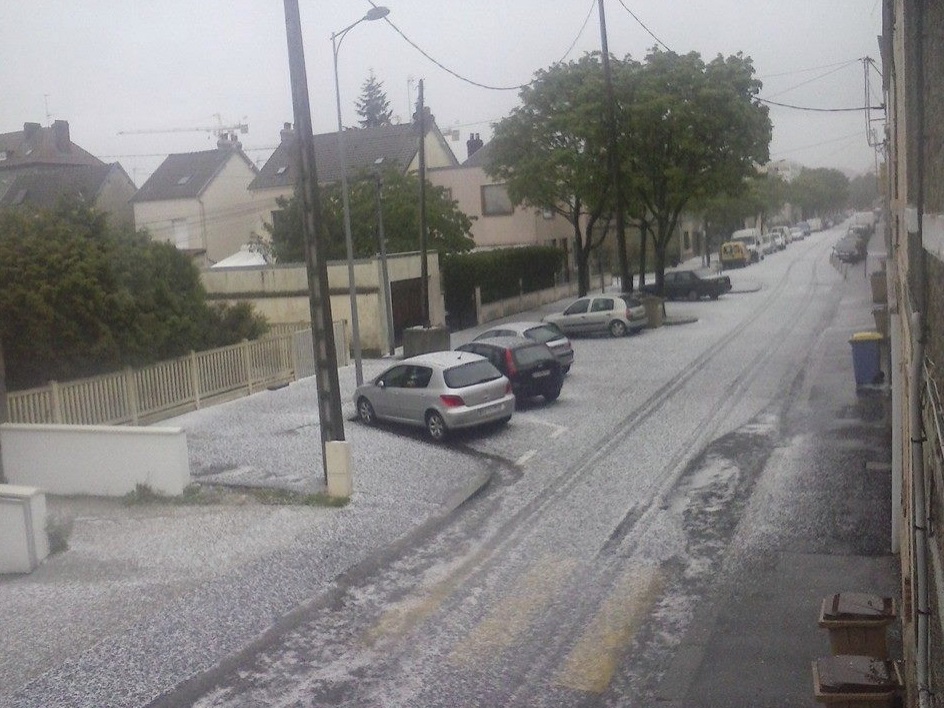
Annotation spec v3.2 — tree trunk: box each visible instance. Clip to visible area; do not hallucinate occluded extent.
[638,224,648,289]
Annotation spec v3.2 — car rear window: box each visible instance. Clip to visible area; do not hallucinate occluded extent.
[523,324,564,344]
[618,295,643,308]
[513,344,553,367]
[443,360,503,388]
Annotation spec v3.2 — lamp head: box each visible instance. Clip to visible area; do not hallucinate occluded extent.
[365,7,390,21]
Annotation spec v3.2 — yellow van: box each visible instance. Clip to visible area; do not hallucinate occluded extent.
[720,240,750,268]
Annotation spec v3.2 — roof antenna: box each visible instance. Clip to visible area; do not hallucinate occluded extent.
[44,94,52,124]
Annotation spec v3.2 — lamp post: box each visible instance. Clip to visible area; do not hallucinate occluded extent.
[372,158,396,356]
[331,6,389,386]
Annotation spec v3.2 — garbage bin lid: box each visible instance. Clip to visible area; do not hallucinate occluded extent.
[822,592,896,620]
[814,656,898,694]
[850,331,883,342]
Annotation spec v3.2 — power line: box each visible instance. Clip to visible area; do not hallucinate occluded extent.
[757,59,862,79]
[759,98,883,113]
[365,1,527,91]
[613,0,672,52]
[763,61,860,100]
[555,0,598,65]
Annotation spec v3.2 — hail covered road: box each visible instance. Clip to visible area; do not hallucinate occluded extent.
[155,228,855,707]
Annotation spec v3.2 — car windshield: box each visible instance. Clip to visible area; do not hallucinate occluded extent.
[443,360,503,388]
[512,344,552,367]
[523,324,563,343]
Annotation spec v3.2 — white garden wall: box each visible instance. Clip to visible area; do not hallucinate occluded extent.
[0,424,191,497]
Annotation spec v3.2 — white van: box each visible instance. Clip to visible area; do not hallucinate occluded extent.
[730,228,763,263]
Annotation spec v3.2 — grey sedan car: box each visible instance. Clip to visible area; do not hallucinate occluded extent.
[473,321,574,373]
[543,294,646,337]
[354,351,515,441]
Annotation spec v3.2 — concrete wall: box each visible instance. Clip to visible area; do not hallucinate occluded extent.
[201,251,445,355]
[0,424,191,497]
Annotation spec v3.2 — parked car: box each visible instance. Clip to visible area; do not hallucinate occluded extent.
[769,226,789,249]
[790,226,805,242]
[543,294,646,337]
[354,351,515,441]
[720,240,751,269]
[730,227,764,262]
[474,321,574,373]
[640,270,732,301]
[798,221,812,236]
[457,336,563,403]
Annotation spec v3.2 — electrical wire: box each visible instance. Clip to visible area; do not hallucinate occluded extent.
[763,61,860,100]
[554,0,598,66]
[759,98,883,113]
[365,0,527,91]
[758,59,862,79]
[613,0,672,52]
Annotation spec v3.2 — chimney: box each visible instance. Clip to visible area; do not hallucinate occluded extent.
[52,120,71,152]
[23,122,41,141]
[466,133,484,159]
[280,122,294,142]
[217,132,242,150]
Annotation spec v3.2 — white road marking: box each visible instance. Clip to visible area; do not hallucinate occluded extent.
[516,450,537,466]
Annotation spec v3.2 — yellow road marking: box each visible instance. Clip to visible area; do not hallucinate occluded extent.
[554,566,663,694]
[364,548,491,648]
[449,556,579,667]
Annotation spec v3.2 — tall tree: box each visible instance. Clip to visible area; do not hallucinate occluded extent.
[619,50,772,290]
[0,200,267,390]
[356,70,393,128]
[486,54,612,295]
[789,167,849,218]
[267,168,475,263]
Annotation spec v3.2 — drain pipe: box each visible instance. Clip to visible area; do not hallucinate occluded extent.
[909,311,930,707]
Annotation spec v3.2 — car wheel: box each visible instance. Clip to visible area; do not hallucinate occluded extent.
[608,320,628,337]
[687,289,699,301]
[357,397,376,425]
[710,292,720,300]
[425,411,448,441]
[543,377,563,402]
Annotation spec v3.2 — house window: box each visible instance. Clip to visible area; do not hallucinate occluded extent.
[441,187,453,202]
[172,218,190,247]
[481,184,514,216]
[542,208,554,220]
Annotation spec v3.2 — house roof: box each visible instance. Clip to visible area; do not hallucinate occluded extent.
[462,141,493,168]
[249,122,454,192]
[0,163,125,209]
[0,121,103,170]
[132,147,257,203]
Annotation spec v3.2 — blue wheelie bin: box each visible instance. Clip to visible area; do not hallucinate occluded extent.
[849,331,883,386]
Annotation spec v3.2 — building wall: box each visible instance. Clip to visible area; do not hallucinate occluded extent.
[95,167,136,228]
[428,165,573,250]
[201,251,444,355]
[134,154,258,265]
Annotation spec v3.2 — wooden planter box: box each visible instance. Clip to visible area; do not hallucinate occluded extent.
[818,593,896,659]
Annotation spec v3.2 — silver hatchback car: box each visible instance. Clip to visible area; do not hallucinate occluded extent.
[354,351,515,441]
[543,294,646,337]
[474,321,574,373]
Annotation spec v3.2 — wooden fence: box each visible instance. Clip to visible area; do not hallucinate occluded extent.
[6,321,349,427]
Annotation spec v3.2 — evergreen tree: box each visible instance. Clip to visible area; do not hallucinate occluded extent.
[356,70,393,128]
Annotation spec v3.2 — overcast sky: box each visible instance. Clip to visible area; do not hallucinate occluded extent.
[1,1,884,187]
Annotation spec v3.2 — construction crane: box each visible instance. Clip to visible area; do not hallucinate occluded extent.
[118,114,248,137]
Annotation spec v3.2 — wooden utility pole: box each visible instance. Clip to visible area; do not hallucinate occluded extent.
[416,79,430,326]
[283,0,346,481]
[598,0,631,292]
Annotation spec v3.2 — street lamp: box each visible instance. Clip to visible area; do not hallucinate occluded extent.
[331,6,389,386]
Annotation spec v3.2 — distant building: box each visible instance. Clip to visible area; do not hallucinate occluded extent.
[0,120,135,226]
[131,134,259,266]
[248,119,459,241]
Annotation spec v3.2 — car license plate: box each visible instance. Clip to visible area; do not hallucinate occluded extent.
[533,370,550,378]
